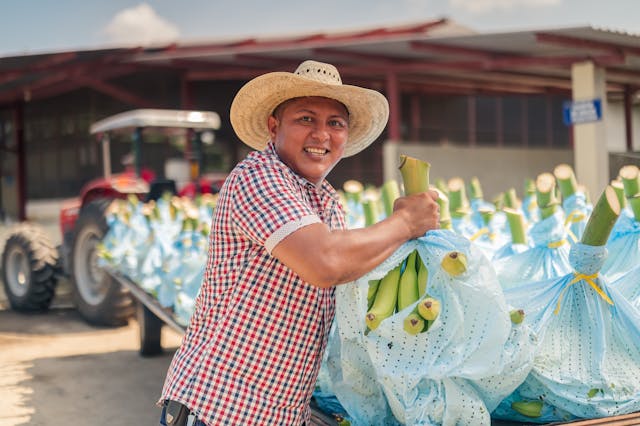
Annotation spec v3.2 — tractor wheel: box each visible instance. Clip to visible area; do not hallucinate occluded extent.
[70,200,135,326]
[1,223,59,311]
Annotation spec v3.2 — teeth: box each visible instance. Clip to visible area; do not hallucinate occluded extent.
[305,147,327,155]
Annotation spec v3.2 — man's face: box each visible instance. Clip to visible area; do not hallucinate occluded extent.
[268,96,349,186]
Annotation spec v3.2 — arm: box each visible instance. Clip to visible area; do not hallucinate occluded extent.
[271,191,439,288]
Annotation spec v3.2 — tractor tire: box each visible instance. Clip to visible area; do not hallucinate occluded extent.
[70,199,135,326]
[137,302,163,357]
[1,223,59,311]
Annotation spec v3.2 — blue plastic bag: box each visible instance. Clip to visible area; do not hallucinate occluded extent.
[496,243,640,422]
[492,209,572,289]
[331,230,536,426]
[602,208,640,282]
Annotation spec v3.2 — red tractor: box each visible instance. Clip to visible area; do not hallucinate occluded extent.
[1,109,223,326]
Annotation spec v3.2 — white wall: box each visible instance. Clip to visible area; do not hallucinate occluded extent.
[606,101,628,152]
[383,142,573,201]
[607,99,640,152]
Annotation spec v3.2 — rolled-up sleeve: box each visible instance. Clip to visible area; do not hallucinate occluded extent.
[230,165,321,254]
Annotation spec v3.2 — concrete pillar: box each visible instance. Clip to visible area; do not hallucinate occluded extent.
[571,61,608,200]
[383,140,400,184]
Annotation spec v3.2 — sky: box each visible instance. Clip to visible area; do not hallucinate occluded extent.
[1,0,639,57]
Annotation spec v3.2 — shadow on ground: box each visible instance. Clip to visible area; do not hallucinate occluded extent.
[0,308,181,426]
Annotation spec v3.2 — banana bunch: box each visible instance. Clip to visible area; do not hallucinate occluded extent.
[365,249,434,334]
[511,400,543,418]
[402,250,468,335]
[365,155,475,335]
[365,249,471,334]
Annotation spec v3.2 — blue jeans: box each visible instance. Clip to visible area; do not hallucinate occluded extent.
[159,402,207,426]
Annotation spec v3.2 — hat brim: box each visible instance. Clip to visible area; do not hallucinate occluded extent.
[230,72,389,157]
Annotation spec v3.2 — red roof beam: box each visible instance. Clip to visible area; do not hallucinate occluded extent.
[373,18,449,37]
[234,54,302,67]
[186,68,274,81]
[536,32,640,57]
[0,52,79,85]
[0,63,141,105]
[75,76,156,108]
[485,52,626,69]
[330,52,625,74]
[0,51,76,74]
[312,47,400,65]
[410,41,498,60]
[398,75,555,94]
[0,72,69,104]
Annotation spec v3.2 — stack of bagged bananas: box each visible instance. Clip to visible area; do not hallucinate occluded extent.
[493,183,640,423]
[330,158,640,425]
[97,192,217,325]
[328,156,537,426]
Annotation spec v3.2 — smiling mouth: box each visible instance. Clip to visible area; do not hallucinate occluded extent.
[304,147,329,156]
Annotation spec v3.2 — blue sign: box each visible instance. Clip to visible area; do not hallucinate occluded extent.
[563,99,602,126]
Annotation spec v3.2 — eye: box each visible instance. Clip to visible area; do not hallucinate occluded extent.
[329,118,348,128]
[299,115,313,123]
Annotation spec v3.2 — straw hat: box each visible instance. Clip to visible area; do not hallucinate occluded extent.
[230,60,389,157]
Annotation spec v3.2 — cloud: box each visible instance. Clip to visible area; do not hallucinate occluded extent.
[104,3,180,46]
[450,0,561,14]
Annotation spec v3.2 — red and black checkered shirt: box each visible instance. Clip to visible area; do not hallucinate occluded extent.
[160,142,346,425]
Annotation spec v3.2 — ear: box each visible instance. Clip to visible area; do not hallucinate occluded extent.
[267,115,278,140]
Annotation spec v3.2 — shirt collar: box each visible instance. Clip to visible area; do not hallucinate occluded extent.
[264,141,338,200]
[264,142,341,207]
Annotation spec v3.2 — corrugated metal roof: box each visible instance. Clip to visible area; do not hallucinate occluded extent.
[1,18,639,107]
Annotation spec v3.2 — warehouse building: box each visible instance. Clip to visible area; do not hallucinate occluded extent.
[1,18,639,220]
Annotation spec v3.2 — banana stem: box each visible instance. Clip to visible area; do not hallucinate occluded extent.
[536,172,560,219]
[434,188,452,230]
[523,178,536,197]
[399,155,430,195]
[362,200,377,226]
[435,177,448,197]
[503,188,519,209]
[448,177,469,218]
[504,207,527,245]
[381,179,400,217]
[628,196,640,222]
[554,163,578,200]
[619,165,640,197]
[469,176,483,200]
[611,179,627,210]
[493,192,505,210]
[343,179,364,204]
[479,208,494,227]
[580,185,620,246]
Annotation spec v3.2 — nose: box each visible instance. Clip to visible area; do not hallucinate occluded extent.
[311,123,330,142]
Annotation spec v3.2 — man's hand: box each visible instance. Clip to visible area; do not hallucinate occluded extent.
[392,189,440,239]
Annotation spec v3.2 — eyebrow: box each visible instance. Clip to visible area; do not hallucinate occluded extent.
[293,108,349,121]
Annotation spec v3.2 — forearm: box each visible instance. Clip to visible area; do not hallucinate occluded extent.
[321,214,414,285]
[272,211,415,288]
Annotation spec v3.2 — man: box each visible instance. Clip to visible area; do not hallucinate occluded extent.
[159,60,439,426]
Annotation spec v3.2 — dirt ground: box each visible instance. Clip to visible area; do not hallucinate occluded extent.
[0,294,182,426]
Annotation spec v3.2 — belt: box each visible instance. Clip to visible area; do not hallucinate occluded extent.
[164,400,197,426]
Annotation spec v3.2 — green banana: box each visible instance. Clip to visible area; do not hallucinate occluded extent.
[397,250,419,311]
[365,263,402,331]
[441,251,467,276]
[416,252,429,297]
[403,311,426,335]
[367,279,381,310]
[418,296,441,321]
[510,309,525,325]
[511,400,543,418]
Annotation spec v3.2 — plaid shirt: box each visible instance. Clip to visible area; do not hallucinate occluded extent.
[160,142,345,425]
